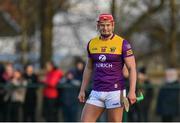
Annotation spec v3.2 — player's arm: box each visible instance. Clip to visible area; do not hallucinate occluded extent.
[78,58,93,103]
[124,56,137,104]
[122,65,129,78]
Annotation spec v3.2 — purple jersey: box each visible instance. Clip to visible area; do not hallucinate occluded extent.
[87,34,134,91]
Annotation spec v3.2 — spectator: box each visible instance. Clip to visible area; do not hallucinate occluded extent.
[0,63,5,121]
[2,63,15,121]
[23,64,39,121]
[71,57,85,82]
[156,67,180,122]
[136,67,154,121]
[71,58,85,120]
[42,61,63,122]
[124,65,139,122]
[2,63,14,83]
[61,71,81,121]
[6,70,27,121]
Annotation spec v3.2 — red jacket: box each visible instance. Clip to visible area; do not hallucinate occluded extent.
[43,69,63,99]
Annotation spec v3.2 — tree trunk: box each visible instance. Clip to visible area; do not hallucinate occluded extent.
[40,0,54,68]
[169,0,177,67]
[19,0,29,65]
[111,0,120,34]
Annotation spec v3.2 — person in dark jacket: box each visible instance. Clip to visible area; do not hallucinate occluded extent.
[0,63,6,121]
[23,64,39,121]
[156,67,180,122]
[60,58,85,121]
[136,67,154,122]
[125,66,154,122]
[71,58,85,82]
[61,71,81,121]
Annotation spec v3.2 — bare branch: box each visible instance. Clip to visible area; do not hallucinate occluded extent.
[123,0,165,40]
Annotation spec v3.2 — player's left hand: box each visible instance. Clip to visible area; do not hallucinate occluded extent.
[127,91,136,104]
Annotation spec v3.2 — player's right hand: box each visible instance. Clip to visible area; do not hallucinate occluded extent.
[78,90,86,103]
[127,91,136,105]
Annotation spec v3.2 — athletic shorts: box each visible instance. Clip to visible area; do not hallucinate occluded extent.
[86,90,126,109]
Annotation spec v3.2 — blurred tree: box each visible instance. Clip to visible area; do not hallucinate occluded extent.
[0,0,179,69]
[0,0,40,64]
[123,0,165,40]
[111,0,118,33]
[137,0,178,67]
[111,0,179,68]
[0,0,20,35]
[39,0,69,68]
[39,0,54,68]
[19,0,29,65]
[169,0,177,67]
[18,0,40,65]
[0,0,69,67]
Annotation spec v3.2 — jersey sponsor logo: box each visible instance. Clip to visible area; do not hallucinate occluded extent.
[101,46,107,52]
[126,49,133,56]
[99,55,106,62]
[96,63,113,68]
[110,47,116,53]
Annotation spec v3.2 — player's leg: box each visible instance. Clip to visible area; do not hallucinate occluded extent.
[107,107,124,122]
[105,90,124,122]
[81,103,104,122]
[81,90,105,122]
